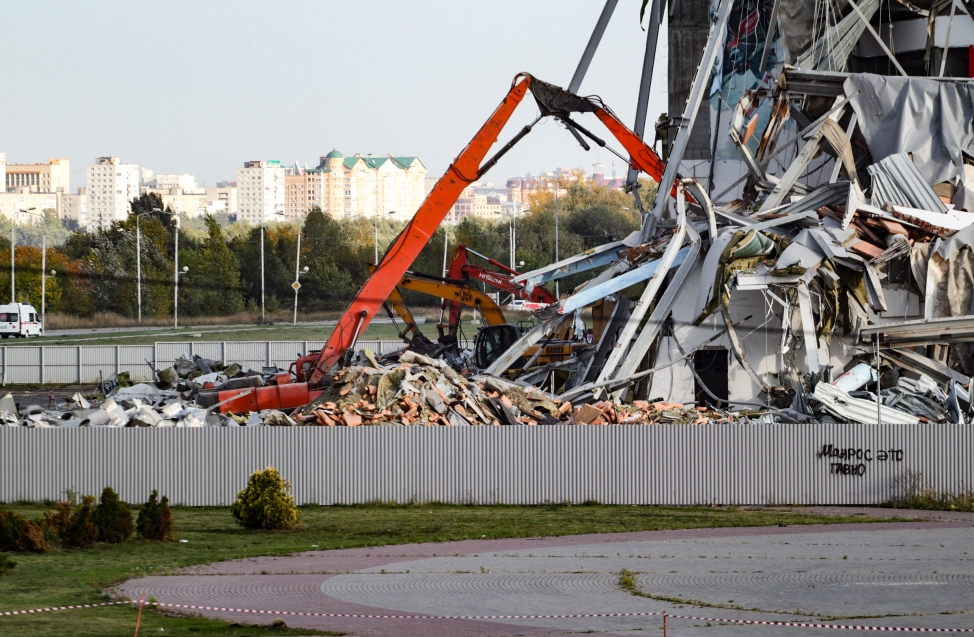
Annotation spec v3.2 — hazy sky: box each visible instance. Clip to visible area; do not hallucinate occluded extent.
[2,1,668,188]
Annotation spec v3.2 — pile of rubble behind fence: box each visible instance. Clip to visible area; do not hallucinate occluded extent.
[0,354,268,428]
[5,342,970,428]
[292,351,734,426]
[0,351,740,428]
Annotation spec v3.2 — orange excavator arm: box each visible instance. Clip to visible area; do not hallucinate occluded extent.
[301,76,534,385]
[444,244,556,335]
[295,74,674,385]
[397,272,507,329]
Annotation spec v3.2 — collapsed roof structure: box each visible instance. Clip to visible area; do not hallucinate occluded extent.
[464,0,974,424]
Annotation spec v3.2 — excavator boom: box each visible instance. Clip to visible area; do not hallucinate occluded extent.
[444,244,557,334]
[304,76,534,384]
[394,273,506,328]
[297,74,672,385]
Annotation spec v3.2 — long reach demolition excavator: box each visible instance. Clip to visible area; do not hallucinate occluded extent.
[289,74,672,387]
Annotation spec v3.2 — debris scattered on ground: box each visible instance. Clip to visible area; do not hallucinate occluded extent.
[0,354,272,428]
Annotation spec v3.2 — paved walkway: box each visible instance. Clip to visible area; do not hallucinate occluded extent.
[117,516,974,637]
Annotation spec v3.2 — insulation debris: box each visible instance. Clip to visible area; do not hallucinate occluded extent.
[1,354,276,428]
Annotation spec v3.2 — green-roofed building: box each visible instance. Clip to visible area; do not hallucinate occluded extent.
[295,149,427,221]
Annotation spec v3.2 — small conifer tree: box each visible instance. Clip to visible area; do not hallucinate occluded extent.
[231,467,300,530]
[136,490,174,541]
[93,487,134,543]
[63,496,98,549]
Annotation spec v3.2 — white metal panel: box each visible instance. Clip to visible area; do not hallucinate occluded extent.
[222,342,267,370]
[5,346,41,384]
[78,345,120,384]
[155,342,193,368]
[0,425,970,507]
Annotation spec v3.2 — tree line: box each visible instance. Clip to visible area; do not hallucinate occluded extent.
[0,176,651,318]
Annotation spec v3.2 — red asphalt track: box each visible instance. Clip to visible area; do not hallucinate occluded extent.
[116,513,974,637]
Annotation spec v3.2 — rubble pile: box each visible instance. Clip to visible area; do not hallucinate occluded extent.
[0,354,273,428]
[295,351,566,426]
[291,352,739,426]
[805,367,970,425]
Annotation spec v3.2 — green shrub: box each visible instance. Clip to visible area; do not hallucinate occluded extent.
[63,495,98,548]
[93,487,134,543]
[0,551,15,575]
[39,501,74,546]
[0,509,47,552]
[231,467,300,530]
[136,490,173,541]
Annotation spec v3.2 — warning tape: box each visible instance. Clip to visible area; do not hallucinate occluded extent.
[151,602,664,621]
[3,601,972,632]
[1,601,131,616]
[668,613,974,633]
[0,599,665,621]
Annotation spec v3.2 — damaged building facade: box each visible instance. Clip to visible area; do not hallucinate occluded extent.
[495,0,974,426]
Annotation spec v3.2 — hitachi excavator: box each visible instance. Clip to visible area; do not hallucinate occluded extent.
[292,73,671,386]
[379,264,582,371]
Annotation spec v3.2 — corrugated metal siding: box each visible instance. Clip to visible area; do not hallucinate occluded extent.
[1,424,970,506]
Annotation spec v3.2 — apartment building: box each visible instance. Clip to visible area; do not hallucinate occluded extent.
[236,160,285,224]
[86,157,140,231]
[285,169,326,220]
[448,185,502,222]
[160,191,207,218]
[302,149,427,221]
[0,191,60,224]
[60,187,87,228]
[4,158,70,194]
[142,171,198,192]
[205,186,237,216]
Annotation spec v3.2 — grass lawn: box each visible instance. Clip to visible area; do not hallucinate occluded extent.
[12,310,539,347]
[0,503,880,636]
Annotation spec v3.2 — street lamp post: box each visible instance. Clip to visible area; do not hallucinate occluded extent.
[261,210,285,322]
[16,209,52,331]
[373,209,396,265]
[292,231,309,325]
[510,213,517,269]
[370,210,396,265]
[42,268,56,334]
[172,214,187,329]
[554,180,560,298]
[175,265,188,329]
[12,207,36,303]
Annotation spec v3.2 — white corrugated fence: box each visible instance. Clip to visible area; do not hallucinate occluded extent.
[0,340,410,385]
[1,424,970,506]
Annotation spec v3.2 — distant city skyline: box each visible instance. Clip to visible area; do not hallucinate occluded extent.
[1,1,668,187]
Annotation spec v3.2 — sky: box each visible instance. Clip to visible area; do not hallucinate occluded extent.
[1,1,668,188]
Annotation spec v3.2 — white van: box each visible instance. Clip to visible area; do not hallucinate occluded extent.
[0,303,42,338]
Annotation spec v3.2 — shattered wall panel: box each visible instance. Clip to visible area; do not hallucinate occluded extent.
[2,425,971,505]
[845,74,974,211]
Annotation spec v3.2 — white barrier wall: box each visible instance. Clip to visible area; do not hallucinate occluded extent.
[1,424,970,506]
[0,340,411,385]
